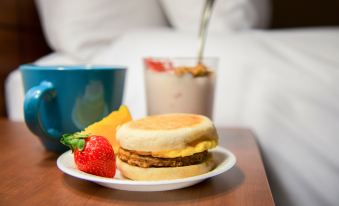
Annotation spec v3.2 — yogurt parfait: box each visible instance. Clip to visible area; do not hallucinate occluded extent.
[144,58,217,118]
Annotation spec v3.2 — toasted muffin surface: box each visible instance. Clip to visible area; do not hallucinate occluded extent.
[117,113,218,153]
[128,114,203,130]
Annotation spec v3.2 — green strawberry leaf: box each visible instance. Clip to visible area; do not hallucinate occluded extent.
[60,132,90,152]
[77,139,85,151]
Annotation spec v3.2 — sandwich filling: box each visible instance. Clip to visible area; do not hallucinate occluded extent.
[150,139,217,158]
[118,147,209,168]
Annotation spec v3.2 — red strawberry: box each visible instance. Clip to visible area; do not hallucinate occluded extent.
[61,133,116,178]
[145,58,173,72]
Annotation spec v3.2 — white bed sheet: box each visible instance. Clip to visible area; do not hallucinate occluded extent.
[9,28,339,206]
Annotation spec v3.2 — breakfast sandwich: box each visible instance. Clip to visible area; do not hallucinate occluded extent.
[116,113,218,180]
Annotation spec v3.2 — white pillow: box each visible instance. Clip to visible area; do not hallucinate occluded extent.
[160,0,271,32]
[35,0,168,60]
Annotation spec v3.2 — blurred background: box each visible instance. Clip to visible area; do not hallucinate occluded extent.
[1,0,339,117]
[0,0,339,206]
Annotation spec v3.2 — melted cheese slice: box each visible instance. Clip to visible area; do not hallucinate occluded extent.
[151,139,217,158]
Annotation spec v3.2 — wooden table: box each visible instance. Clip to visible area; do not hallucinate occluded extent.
[0,119,274,206]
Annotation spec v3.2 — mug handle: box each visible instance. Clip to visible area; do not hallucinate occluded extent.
[24,81,61,142]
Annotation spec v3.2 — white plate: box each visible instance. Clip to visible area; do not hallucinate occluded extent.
[57,146,236,192]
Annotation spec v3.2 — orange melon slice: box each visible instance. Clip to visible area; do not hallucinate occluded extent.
[81,105,132,152]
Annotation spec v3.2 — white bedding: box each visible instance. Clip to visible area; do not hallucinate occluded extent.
[7,28,339,206]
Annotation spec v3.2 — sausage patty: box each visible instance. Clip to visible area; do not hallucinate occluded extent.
[118,147,208,168]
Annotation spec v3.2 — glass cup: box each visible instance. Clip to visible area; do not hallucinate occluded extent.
[144,57,218,119]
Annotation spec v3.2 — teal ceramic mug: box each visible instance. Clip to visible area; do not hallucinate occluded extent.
[21,65,126,153]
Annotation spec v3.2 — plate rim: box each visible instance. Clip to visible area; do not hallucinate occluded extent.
[56,146,236,186]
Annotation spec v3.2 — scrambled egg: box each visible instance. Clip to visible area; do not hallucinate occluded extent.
[151,139,217,158]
